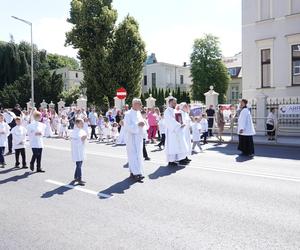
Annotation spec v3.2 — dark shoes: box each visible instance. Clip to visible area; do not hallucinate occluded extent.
[178,159,189,165]
[168,162,178,167]
[144,157,151,161]
[130,173,145,182]
[36,169,45,173]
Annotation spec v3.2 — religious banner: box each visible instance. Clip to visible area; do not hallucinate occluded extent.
[279,104,300,115]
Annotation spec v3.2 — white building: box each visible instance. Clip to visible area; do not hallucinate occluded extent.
[242,0,300,100]
[54,67,84,91]
[223,52,243,104]
[142,54,192,93]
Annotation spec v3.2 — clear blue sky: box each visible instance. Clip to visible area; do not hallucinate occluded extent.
[0,0,241,64]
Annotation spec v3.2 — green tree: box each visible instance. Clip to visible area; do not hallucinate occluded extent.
[110,15,146,104]
[60,86,81,106]
[66,0,118,106]
[190,34,230,103]
[47,53,80,70]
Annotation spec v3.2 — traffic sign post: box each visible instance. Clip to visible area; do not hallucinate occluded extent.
[116,87,127,108]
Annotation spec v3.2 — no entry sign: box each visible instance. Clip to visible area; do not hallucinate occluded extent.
[116,87,127,100]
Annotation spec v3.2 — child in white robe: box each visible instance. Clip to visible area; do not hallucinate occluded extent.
[191,117,203,153]
[27,111,46,172]
[43,114,53,138]
[116,119,126,145]
[11,117,27,168]
[102,117,111,142]
[59,115,69,139]
[70,118,87,186]
[111,122,119,143]
[97,115,104,141]
[0,113,10,168]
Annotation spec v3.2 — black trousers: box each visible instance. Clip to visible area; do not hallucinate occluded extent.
[157,134,165,147]
[238,135,254,155]
[201,132,208,143]
[90,125,98,139]
[8,134,13,153]
[15,148,26,166]
[208,119,214,136]
[30,148,43,170]
[143,139,149,158]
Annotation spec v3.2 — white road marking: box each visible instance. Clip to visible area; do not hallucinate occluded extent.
[45,145,300,184]
[45,179,112,198]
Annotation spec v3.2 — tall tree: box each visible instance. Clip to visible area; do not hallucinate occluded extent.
[66,0,118,106]
[110,15,146,104]
[47,53,80,70]
[190,34,230,103]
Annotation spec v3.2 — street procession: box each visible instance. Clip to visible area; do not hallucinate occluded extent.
[1,0,300,249]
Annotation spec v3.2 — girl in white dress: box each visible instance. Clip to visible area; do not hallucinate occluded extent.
[102,117,111,142]
[59,115,69,139]
[97,115,104,141]
[116,119,126,145]
[43,113,53,138]
[111,122,119,143]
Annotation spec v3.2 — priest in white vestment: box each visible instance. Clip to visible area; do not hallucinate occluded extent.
[164,98,189,167]
[237,99,256,156]
[180,102,192,162]
[124,98,145,181]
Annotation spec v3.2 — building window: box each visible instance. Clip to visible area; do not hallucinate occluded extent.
[292,44,300,85]
[151,73,156,88]
[228,68,237,77]
[291,0,300,14]
[260,0,271,20]
[231,86,239,100]
[261,49,271,88]
[144,75,147,86]
[75,73,78,78]
[180,75,184,84]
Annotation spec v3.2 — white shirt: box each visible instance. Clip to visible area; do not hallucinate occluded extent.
[71,128,87,162]
[0,121,10,147]
[11,125,27,149]
[3,111,16,124]
[200,119,208,132]
[266,112,277,126]
[192,122,202,142]
[27,121,46,148]
[88,112,98,126]
[237,108,256,136]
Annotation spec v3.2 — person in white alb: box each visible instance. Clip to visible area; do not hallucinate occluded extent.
[0,113,10,167]
[237,99,256,157]
[10,117,28,168]
[27,111,46,172]
[124,98,145,182]
[164,98,189,167]
[70,118,87,186]
[156,113,166,150]
[180,102,192,163]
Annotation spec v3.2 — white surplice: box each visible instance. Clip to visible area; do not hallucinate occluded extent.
[27,121,46,148]
[181,110,192,156]
[10,125,27,150]
[0,121,10,147]
[237,108,256,136]
[124,109,144,175]
[70,128,87,162]
[164,107,188,162]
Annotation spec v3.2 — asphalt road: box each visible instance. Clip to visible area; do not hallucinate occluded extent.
[0,138,300,250]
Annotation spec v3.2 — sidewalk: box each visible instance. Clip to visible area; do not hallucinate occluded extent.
[207,134,300,147]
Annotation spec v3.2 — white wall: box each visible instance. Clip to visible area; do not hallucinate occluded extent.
[242,0,300,100]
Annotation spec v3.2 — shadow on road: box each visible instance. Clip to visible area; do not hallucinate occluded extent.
[41,182,75,198]
[0,171,35,185]
[206,143,300,160]
[0,166,24,175]
[99,177,137,199]
[149,165,185,180]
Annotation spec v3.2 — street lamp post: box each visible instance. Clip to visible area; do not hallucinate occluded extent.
[11,16,34,107]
